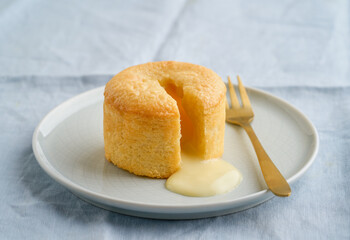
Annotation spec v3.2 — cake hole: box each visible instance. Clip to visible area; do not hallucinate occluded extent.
[164,83,194,149]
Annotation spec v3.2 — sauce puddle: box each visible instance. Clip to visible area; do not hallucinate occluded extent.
[166,152,242,197]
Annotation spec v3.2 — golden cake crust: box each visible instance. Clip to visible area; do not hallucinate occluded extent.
[104,61,226,178]
[104,61,226,118]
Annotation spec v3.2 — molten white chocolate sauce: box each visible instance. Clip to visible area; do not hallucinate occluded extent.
[166,152,242,197]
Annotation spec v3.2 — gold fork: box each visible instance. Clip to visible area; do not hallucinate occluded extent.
[226,76,291,197]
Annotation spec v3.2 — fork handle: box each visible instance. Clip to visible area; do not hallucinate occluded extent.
[242,123,291,197]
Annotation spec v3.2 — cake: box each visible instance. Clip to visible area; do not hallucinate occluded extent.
[103,61,226,178]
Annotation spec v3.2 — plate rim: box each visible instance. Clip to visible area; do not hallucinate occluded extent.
[32,86,319,211]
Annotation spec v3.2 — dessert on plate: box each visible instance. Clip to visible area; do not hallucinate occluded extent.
[103,61,226,179]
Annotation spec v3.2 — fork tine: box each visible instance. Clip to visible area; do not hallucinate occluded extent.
[237,75,251,108]
[227,76,240,109]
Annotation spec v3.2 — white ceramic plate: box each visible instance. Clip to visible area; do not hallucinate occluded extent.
[32,86,318,219]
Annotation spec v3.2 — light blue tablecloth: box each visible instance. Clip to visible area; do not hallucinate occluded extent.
[0,0,349,239]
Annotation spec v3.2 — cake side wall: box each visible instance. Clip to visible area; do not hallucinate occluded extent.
[103,102,181,179]
[182,94,225,159]
[202,99,226,159]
